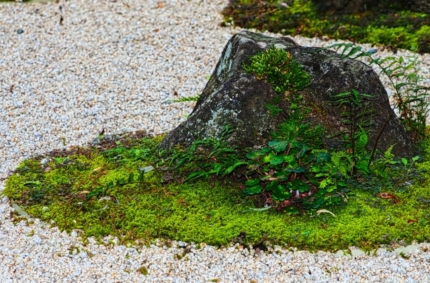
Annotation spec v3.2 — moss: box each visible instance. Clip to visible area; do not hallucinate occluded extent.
[222,0,430,53]
[137,266,148,275]
[2,132,430,252]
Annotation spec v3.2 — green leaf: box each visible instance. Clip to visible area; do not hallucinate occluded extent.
[245,179,260,187]
[186,171,207,181]
[269,140,289,152]
[356,159,370,173]
[310,198,325,209]
[138,171,145,182]
[55,157,66,164]
[352,89,360,105]
[315,151,331,163]
[298,144,309,158]
[266,181,278,192]
[247,147,271,160]
[412,156,420,162]
[263,153,285,165]
[86,187,104,199]
[319,178,329,189]
[326,185,337,192]
[128,172,134,183]
[287,179,309,192]
[270,155,285,165]
[283,155,295,163]
[212,163,223,175]
[356,133,368,154]
[272,184,290,201]
[338,181,347,187]
[244,185,263,195]
[345,46,363,58]
[224,161,248,175]
[24,180,41,186]
[402,158,408,166]
[246,151,259,160]
[297,181,310,193]
[286,167,306,173]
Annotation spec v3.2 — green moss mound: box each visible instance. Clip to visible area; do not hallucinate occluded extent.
[222,0,430,53]
[3,132,430,252]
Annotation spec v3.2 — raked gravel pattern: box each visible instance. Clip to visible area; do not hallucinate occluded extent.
[1,0,430,282]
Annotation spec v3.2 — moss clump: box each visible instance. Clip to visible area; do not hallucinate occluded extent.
[2,132,430,252]
[222,0,430,53]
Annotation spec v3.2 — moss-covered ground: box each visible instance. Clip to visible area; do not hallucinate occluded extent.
[222,0,430,54]
[2,130,430,253]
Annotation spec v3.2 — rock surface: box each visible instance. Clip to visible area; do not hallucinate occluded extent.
[159,30,415,157]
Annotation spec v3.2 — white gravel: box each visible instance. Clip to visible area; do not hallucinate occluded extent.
[1,0,430,282]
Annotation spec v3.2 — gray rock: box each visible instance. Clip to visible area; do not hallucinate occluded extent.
[160,30,415,157]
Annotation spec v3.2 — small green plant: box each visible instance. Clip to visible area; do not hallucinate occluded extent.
[242,46,310,93]
[243,140,349,214]
[137,266,149,275]
[399,252,411,259]
[328,89,376,173]
[328,43,430,144]
[167,126,247,182]
[240,46,360,212]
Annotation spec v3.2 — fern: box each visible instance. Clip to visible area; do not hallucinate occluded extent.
[328,43,430,143]
[354,126,368,155]
[266,103,283,117]
[328,89,375,173]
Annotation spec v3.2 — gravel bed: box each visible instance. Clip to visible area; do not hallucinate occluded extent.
[1,0,430,282]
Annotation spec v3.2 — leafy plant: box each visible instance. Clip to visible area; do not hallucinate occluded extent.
[328,89,375,173]
[243,140,349,214]
[328,43,430,143]
[239,46,359,212]
[166,125,246,182]
[243,46,311,93]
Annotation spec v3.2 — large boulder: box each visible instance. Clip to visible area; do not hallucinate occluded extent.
[159,30,415,157]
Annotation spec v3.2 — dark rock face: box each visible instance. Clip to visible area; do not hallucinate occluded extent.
[159,30,415,157]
